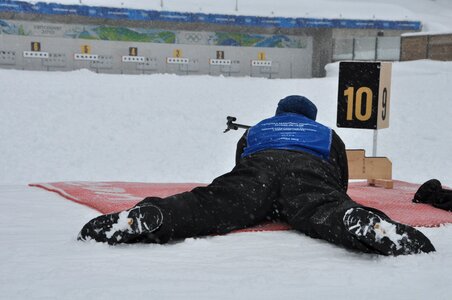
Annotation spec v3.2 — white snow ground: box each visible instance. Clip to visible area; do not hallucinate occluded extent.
[1,0,452,299]
[2,60,451,186]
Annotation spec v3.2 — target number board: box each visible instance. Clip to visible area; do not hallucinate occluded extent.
[337,62,392,129]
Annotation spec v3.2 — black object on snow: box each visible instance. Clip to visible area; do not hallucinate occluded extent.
[78,204,163,245]
[343,207,435,255]
[413,179,452,212]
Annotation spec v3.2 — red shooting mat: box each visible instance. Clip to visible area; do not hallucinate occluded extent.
[29,180,452,230]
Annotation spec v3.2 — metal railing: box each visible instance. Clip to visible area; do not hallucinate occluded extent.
[333,36,401,61]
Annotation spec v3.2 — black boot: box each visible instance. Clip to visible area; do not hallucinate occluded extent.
[78,204,163,245]
[343,208,436,256]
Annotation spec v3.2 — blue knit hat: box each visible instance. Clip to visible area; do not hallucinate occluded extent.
[275,95,317,120]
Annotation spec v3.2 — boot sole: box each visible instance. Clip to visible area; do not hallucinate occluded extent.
[344,208,435,256]
[78,205,163,245]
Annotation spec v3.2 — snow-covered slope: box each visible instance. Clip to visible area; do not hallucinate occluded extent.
[21,0,452,32]
[1,60,451,186]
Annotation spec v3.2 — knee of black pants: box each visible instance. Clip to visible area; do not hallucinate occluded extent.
[134,195,196,243]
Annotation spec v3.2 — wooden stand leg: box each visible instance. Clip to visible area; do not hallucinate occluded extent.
[367,179,394,189]
[347,149,393,189]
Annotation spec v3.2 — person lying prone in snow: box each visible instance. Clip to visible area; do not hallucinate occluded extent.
[78,95,435,256]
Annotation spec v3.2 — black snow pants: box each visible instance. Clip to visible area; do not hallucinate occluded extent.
[138,150,379,252]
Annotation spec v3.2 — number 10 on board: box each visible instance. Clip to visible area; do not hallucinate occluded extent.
[337,62,392,130]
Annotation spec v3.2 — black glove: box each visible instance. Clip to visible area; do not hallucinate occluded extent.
[413,179,452,212]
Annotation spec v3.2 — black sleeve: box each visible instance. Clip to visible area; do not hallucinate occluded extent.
[329,130,349,192]
[235,130,248,165]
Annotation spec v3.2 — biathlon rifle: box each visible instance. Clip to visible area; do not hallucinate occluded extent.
[223,116,251,133]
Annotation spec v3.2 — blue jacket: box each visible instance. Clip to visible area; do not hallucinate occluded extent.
[241,113,332,160]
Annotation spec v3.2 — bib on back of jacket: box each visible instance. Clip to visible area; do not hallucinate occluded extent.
[241,113,333,160]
